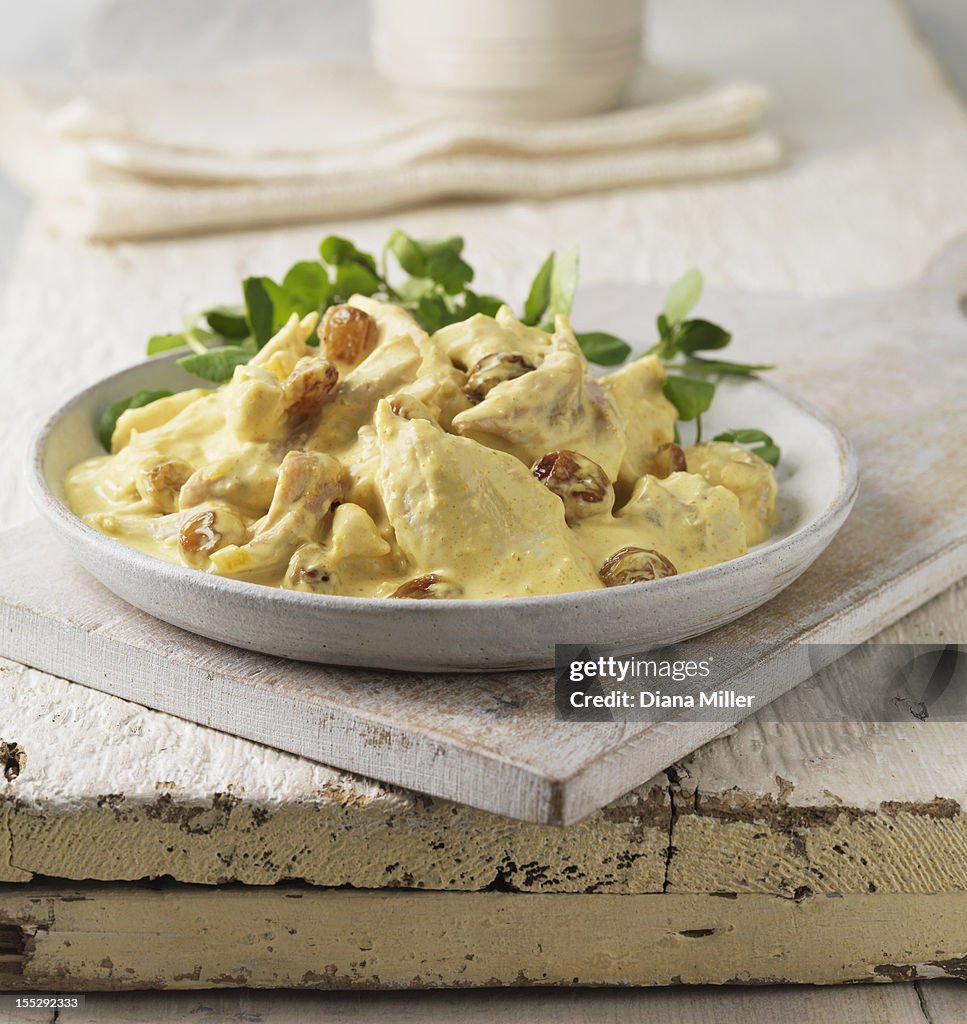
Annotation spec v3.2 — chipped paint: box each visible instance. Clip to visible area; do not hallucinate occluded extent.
[5,887,967,990]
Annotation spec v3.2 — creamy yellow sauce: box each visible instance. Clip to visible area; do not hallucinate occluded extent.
[66,298,778,599]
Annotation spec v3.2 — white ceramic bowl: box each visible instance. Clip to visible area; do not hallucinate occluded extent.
[370,0,645,119]
[28,352,857,672]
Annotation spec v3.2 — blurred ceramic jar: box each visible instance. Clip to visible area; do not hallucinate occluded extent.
[370,0,645,119]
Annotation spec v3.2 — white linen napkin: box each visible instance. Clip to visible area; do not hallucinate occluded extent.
[0,61,780,241]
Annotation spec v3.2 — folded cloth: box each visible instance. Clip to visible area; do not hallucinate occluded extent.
[0,61,781,241]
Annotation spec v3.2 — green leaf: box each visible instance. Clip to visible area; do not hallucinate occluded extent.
[243,276,280,348]
[547,245,580,319]
[414,293,454,334]
[459,290,505,320]
[281,261,331,316]
[426,246,474,296]
[676,318,732,354]
[98,389,173,451]
[177,344,255,383]
[575,331,632,366]
[331,261,381,302]
[470,292,505,318]
[681,358,774,377]
[146,332,189,356]
[385,230,424,277]
[522,253,554,326]
[203,306,249,339]
[656,313,671,340]
[662,268,703,325]
[713,427,772,444]
[319,235,378,273]
[755,444,781,467]
[662,375,715,421]
[386,231,473,295]
[394,276,436,303]
[713,427,781,466]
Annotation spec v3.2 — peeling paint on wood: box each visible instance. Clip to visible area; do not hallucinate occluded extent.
[2,578,966,899]
[1,885,967,990]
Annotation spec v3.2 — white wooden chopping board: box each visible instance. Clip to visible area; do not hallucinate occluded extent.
[3,239,967,826]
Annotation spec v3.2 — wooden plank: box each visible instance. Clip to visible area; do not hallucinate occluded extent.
[918,981,967,1022]
[2,883,967,990]
[667,579,967,900]
[43,984,932,1024]
[0,657,671,892]
[2,577,965,896]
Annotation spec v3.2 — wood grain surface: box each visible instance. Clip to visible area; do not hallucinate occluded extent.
[4,883,967,990]
[4,242,967,824]
[6,983,950,1024]
[2,569,964,899]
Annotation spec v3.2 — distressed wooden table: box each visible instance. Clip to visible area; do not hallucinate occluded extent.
[2,580,966,990]
[3,0,967,1013]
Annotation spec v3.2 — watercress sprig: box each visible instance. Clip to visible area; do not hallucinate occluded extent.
[134,232,629,395]
[649,268,776,455]
[713,428,781,467]
[104,235,778,467]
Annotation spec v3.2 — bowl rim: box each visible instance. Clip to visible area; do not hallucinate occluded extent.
[27,351,859,620]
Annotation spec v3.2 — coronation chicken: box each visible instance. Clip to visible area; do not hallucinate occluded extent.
[66,298,778,599]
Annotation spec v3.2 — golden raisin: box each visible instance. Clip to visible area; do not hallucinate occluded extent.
[532,450,612,522]
[284,544,336,593]
[283,358,339,416]
[389,574,462,599]
[136,458,193,512]
[652,442,687,478]
[320,305,378,365]
[599,546,677,587]
[178,507,246,568]
[463,352,535,402]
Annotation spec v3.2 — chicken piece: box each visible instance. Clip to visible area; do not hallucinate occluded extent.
[225,313,329,443]
[450,318,626,480]
[599,356,678,491]
[111,389,209,453]
[281,503,393,595]
[178,446,282,516]
[329,502,392,560]
[373,400,601,598]
[432,306,552,374]
[371,298,472,429]
[684,441,778,546]
[226,365,287,443]
[82,508,187,561]
[308,300,426,453]
[573,471,746,576]
[249,311,319,378]
[210,450,343,579]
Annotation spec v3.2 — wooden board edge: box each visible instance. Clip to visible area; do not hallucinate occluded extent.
[1,884,966,990]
